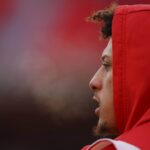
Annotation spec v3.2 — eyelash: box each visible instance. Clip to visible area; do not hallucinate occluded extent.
[101,62,110,71]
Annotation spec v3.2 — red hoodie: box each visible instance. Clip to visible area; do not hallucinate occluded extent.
[82,4,150,150]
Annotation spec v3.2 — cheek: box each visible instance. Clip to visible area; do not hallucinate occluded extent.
[103,71,113,98]
[106,71,113,88]
[101,71,113,114]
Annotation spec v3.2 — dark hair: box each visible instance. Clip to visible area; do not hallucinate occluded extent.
[87,2,118,39]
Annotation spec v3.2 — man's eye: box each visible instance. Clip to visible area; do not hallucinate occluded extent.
[102,63,111,71]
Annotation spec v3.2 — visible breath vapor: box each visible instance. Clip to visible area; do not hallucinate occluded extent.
[0,0,101,123]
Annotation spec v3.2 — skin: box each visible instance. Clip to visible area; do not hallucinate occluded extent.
[89,38,118,137]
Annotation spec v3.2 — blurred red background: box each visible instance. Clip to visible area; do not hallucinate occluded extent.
[0,0,150,149]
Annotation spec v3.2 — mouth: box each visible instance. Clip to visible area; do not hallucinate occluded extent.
[93,96,100,117]
[95,107,100,117]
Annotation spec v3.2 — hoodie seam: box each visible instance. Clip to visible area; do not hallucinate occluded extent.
[120,8,127,133]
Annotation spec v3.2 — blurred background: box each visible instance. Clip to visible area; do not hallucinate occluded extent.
[0,0,150,149]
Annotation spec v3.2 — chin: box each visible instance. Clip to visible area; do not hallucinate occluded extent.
[93,119,119,139]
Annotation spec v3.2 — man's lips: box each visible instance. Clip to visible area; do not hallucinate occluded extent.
[93,96,100,117]
[93,96,99,103]
[95,107,100,117]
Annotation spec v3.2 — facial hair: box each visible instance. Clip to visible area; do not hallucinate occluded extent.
[92,119,119,139]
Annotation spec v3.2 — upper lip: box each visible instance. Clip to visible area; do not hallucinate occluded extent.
[92,95,99,103]
[93,95,101,113]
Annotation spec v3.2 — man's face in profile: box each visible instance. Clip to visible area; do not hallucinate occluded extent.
[89,38,118,138]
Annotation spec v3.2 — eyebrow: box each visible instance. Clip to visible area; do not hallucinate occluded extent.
[100,55,112,66]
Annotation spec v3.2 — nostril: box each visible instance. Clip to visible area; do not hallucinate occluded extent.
[89,78,102,91]
[91,85,97,90]
[92,86,97,90]
[89,80,97,90]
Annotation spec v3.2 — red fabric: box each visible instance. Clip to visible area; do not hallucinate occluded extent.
[82,4,150,150]
[81,145,89,150]
[112,4,150,149]
[102,145,116,150]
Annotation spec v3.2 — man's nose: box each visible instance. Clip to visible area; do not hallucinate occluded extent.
[89,70,102,91]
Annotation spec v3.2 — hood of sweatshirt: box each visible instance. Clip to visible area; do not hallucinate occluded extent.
[113,4,150,133]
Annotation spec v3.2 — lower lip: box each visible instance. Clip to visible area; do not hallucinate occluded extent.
[95,107,100,116]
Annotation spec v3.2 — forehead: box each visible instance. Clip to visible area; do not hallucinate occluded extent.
[102,38,112,57]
